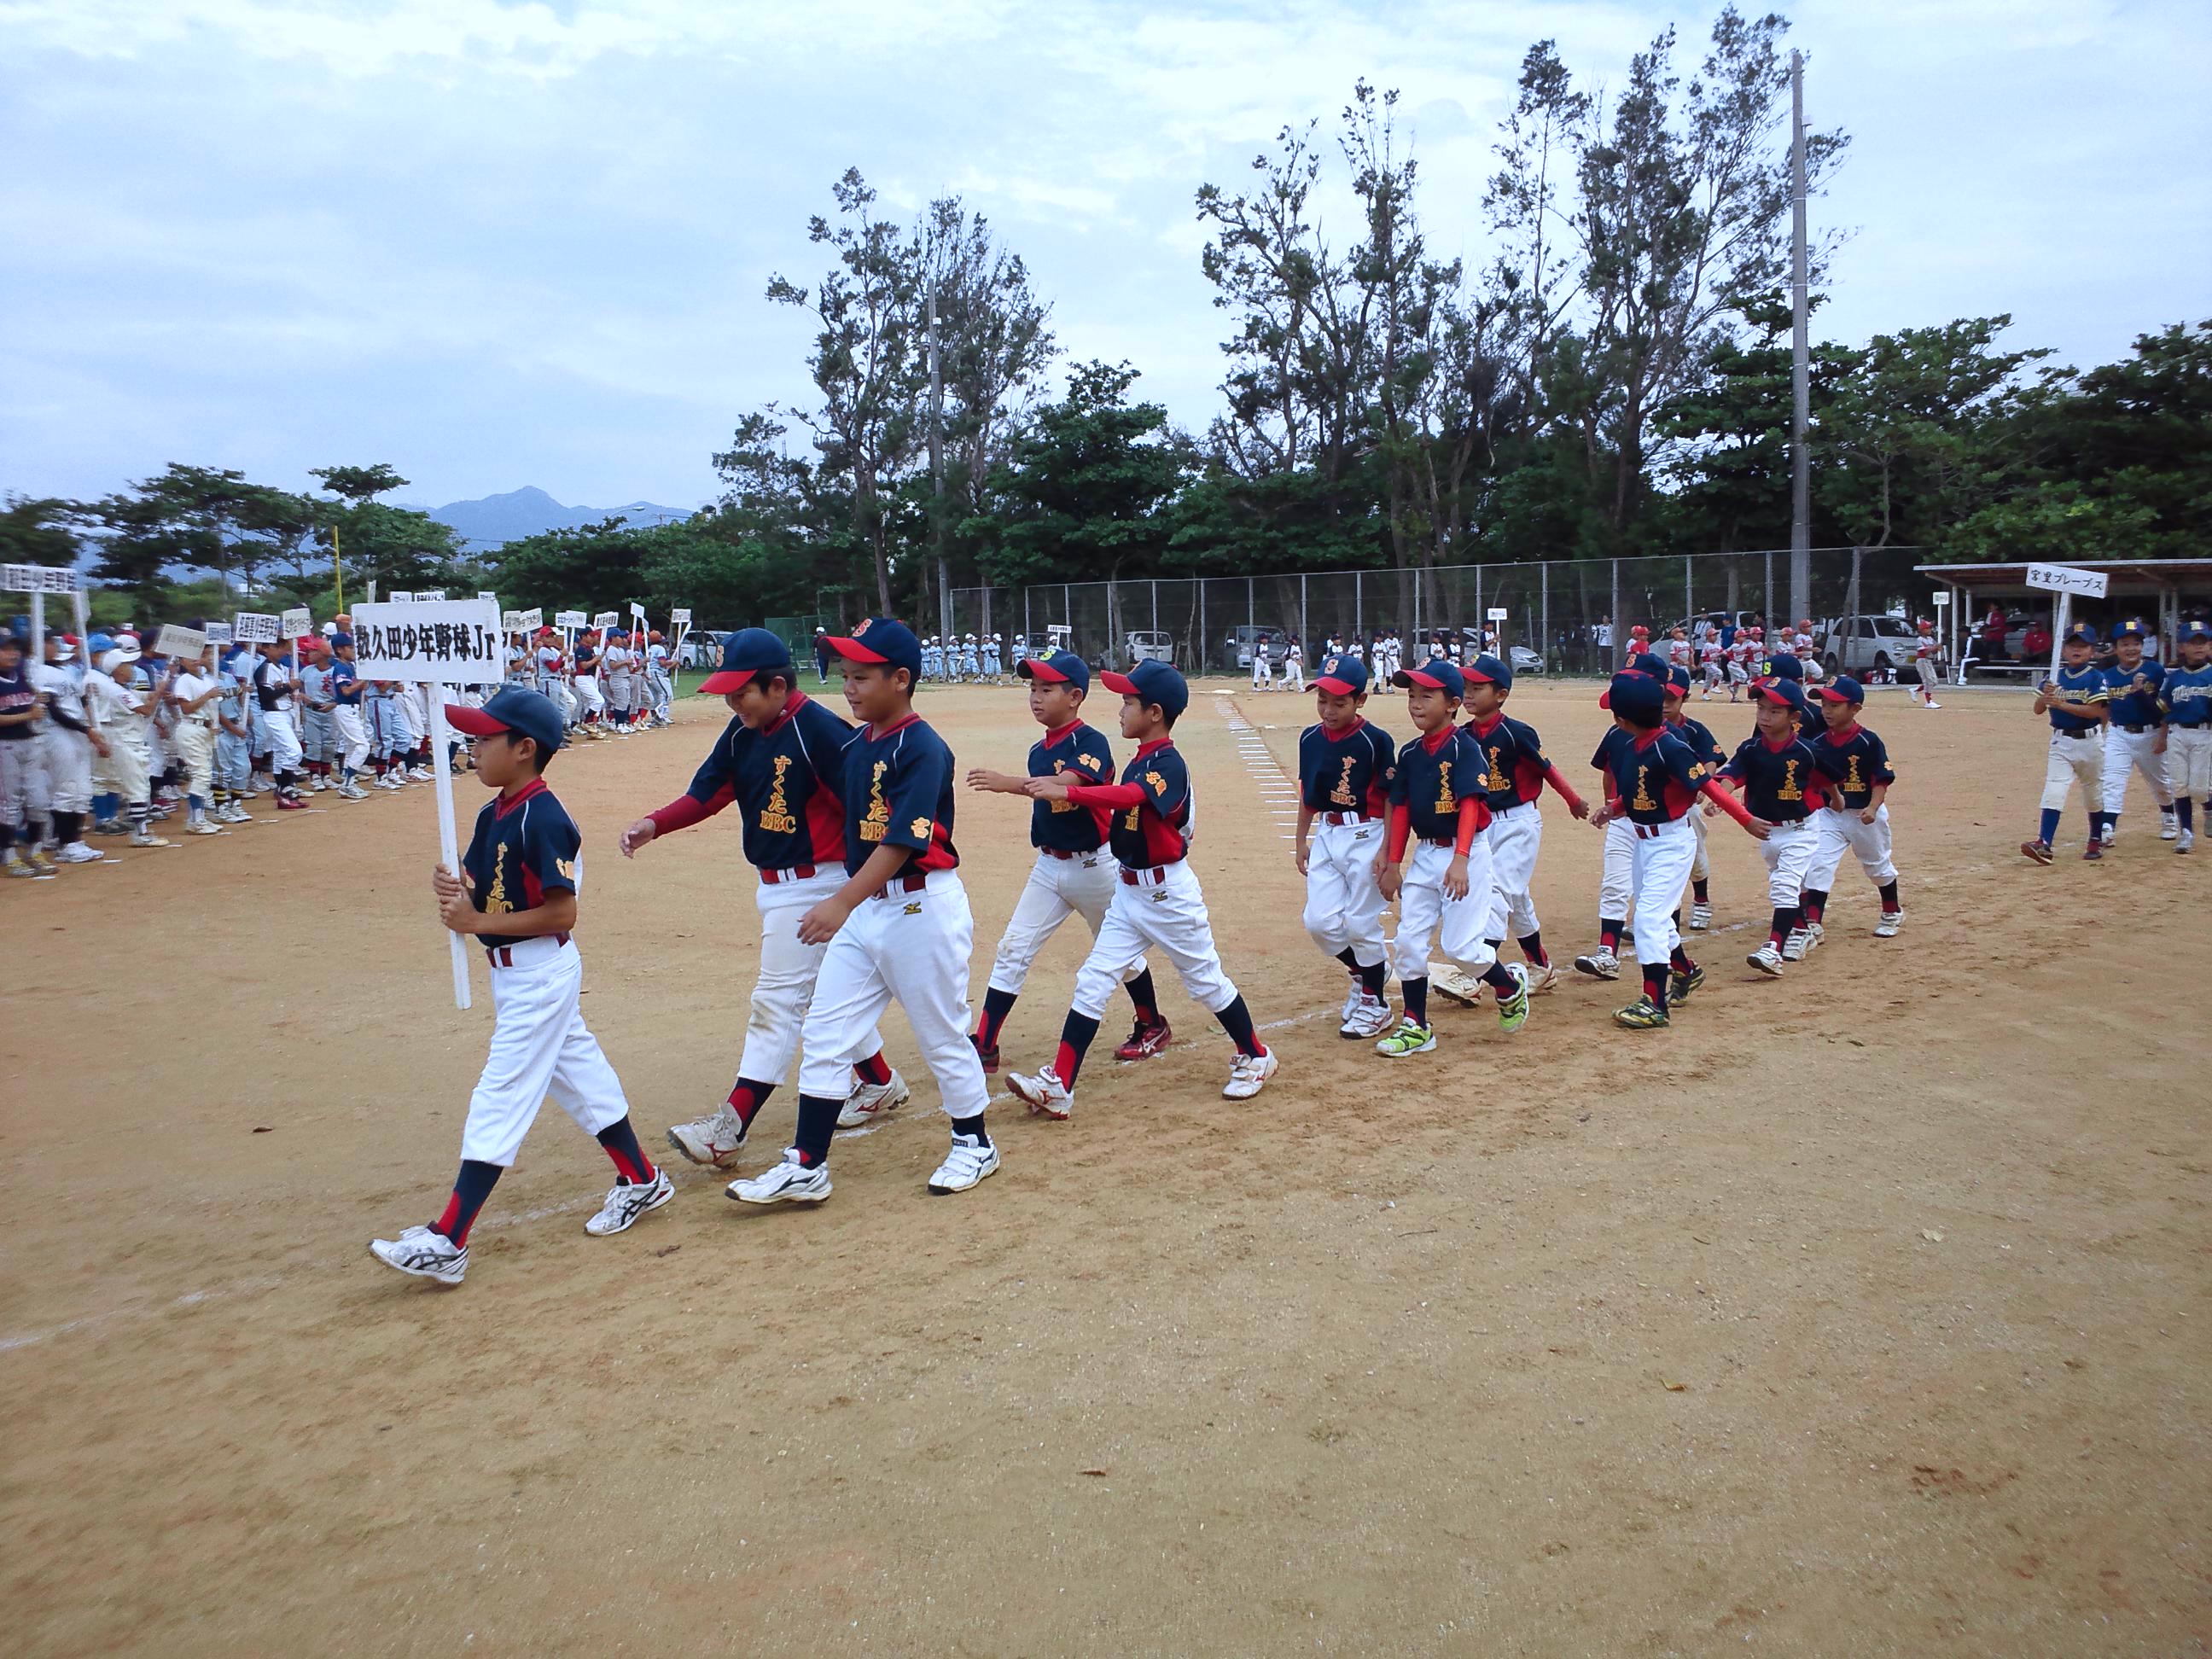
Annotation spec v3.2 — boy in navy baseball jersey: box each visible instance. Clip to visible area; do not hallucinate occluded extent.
[1005,660,1277,1116]
[2023,627,2110,864]
[622,628,908,1172]
[1293,652,1399,1038]
[1588,672,1765,1028]
[1371,658,1530,1057]
[2100,618,2177,846]
[370,687,670,1287]
[964,649,1167,1067]
[1666,668,1729,931]
[1574,650,1670,981]
[1801,675,1904,944]
[731,619,1000,1203]
[2159,620,2212,852]
[1716,679,1830,976]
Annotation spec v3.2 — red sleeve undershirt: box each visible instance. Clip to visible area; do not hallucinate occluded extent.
[1066,781,1145,811]
[1697,776,1755,828]
[1387,802,1411,862]
[647,782,735,836]
[1540,762,1586,814]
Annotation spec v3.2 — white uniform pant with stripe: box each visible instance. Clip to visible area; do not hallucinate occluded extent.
[1482,801,1543,941]
[333,705,369,771]
[1627,818,1697,968]
[261,707,302,774]
[798,870,990,1119]
[93,730,151,805]
[1073,859,1237,1021]
[1756,817,1819,905]
[1806,804,1896,892]
[989,848,1148,995]
[1301,818,1388,967]
[1391,836,1499,979]
[1599,816,1637,922]
[173,721,216,801]
[2101,725,2172,815]
[39,726,92,813]
[740,870,885,1086]
[2040,731,2103,812]
[461,938,631,1167]
[2168,725,2212,798]
[0,738,46,828]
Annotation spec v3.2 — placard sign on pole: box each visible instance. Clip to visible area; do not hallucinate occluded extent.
[555,610,586,630]
[280,606,311,676]
[205,620,234,646]
[670,607,693,670]
[233,611,282,644]
[3,565,76,657]
[592,611,619,632]
[514,607,542,634]
[352,597,505,1011]
[1487,608,1509,621]
[478,591,498,604]
[389,591,415,603]
[153,624,209,661]
[671,608,692,626]
[2026,564,2108,682]
[502,610,523,633]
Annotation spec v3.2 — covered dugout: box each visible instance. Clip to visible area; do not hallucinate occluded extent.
[1916,559,2212,681]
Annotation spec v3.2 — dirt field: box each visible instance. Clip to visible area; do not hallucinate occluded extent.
[3,677,2206,1657]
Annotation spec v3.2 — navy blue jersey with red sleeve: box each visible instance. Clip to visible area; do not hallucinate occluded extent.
[1391,726,1484,841]
[679,691,852,870]
[1464,713,1551,812]
[1599,725,1711,826]
[1807,722,1895,809]
[1719,733,1826,823]
[1106,738,1193,868]
[843,713,958,876]
[1299,717,1395,816]
[463,778,580,951]
[1028,720,1116,852]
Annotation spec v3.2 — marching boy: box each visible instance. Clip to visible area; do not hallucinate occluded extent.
[963,647,1169,1068]
[1716,678,1829,977]
[1665,667,1729,931]
[1004,659,1278,1116]
[1291,651,1398,1039]
[2021,626,2110,864]
[2159,620,2212,853]
[1798,674,1906,945]
[729,619,1003,1204]
[1370,656,1532,1057]
[370,686,672,1286]
[620,629,909,1170]
[2099,618,2177,847]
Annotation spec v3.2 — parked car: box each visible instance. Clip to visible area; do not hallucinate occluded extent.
[1125,630,1173,666]
[1817,613,1918,678]
[1507,643,1544,676]
[678,631,721,669]
[1224,626,1292,670]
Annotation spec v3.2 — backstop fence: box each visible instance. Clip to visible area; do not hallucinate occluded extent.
[944,546,1931,678]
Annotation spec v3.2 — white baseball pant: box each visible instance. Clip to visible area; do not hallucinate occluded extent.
[302,707,336,765]
[94,731,151,805]
[1072,859,1238,1021]
[573,678,604,719]
[740,870,886,1086]
[1914,660,1940,696]
[1627,818,1697,968]
[989,848,1148,995]
[1482,800,1543,941]
[1806,804,1897,892]
[262,707,303,774]
[173,721,216,801]
[797,870,990,1118]
[333,705,369,772]
[2168,726,2212,798]
[1690,807,1711,882]
[461,937,632,1167]
[1391,836,1501,979]
[1302,818,1388,967]
[2100,726,2172,816]
[2040,731,2103,812]
[1282,660,1305,692]
[0,739,45,829]
[1599,815,1637,921]
[1757,818,1819,905]
[1251,656,1273,690]
[39,727,92,813]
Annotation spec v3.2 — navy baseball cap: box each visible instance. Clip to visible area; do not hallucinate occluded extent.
[1017,649,1090,692]
[2114,616,2149,639]
[447,685,566,755]
[329,631,354,649]
[1755,678,1811,714]
[1813,674,1866,705]
[1314,652,1369,696]
[701,626,795,695]
[1628,651,1668,678]
[1394,657,1465,699]
[826,616,923,681]
[2180,620,2210,643]
[2064,624,2098,646]
[1757,649,1805,683]
[1604,671,1667,722]
[1664,666,1693,696]
[1464,653,1512,691]
[1100,658,1189,719]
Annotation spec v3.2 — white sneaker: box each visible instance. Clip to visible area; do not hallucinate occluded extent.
[1803,922,1825,953]
[1338,993,1396,1039]
[1924,700,1941,709]
[1573,948,1620,981]
[1429,963,1487,1008]
[338,783,370,800]
[2179,829,2196,853]
[1006,1063,1074,1120]
[1873,909,1905,938]
[309,776,329,792]
[2160,812,2180,841]
[585,1167,674,1236]
[728,1150,832,1206]
[928,1132,1001,1194]
[1781,928,1808,962]
[1747,943,1785,977]
[370,1225,467,1285]
[1338,979,1364,1026]
[224,802,255,823]
[127,830,172,848]
[1223,1047,1278,1100]
[1523,963,1562,994]
[56,843,103,864]
[185,819,221,835]
[836,1067,909,1128]
[409,765,434,782]
[667,1106,748,1167]
[1688,902,1712,930]
[375,775,403,791]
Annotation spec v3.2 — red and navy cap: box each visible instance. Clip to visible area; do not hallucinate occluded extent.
[1017,649,1090,691]
[1598,652,1668,708]
[1604,671,1666,721]
[825,617,923,681]
[1394,657,1465,699]
[1100,657,1188,719]
[1664,665,1692,696]
[1464,653,1512,691]
[1315,653,1369,696]
[701,627,795,695]
[1813,674,1866,705]
[446,685,566,754]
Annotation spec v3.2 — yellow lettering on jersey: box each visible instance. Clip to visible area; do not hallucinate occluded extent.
[909,816,933,839]
[556,857,577,882]
[1144,769,1167,796]
[758,753,797,835]
[1123,806,1141,831]
[1630,765,1656,812]
[1329,755,1358,807]
[1485,744,1510,792]
[485,844,513,914]
[1434,759,1455,814]
[859,759,890,843]
[1049,758,1077,813]
[1843,754,1865,794]
[1778,759,1802,801]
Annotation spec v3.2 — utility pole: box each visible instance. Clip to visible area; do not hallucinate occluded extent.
[928,282,952,646]
[1788,48,1812,631]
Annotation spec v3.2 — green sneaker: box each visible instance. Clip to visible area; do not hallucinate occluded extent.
[1373,1018,1436,1057]
[1668,963,1705,1004]
[1495,963,1530,1033]
[1613,997,1671,1030]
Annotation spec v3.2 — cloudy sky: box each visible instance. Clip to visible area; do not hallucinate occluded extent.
[3,0,2207,513]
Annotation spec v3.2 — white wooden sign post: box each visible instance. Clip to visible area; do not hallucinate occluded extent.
[2027,563,2110,680]
[352,597,505,1010]
[671,607,692,673]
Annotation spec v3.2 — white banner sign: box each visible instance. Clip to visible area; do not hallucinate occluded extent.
[233,611,282,643]
[204,621,234,645]
[1487,608,1509,621]
[419,590,447,602]
[2,563,79,594]
[389,591,415,603]
[478,591,498,604]
[280,606,311,639]
[349,598,505,685]
[2026,562,2109,599]
[1930,591,1951,607]
[502,610,523,632]
[629,602,647,621]
[593,611,619,631]
[556,610,586,630]
[514,607,543,633]
[671,608,692,626]
[153,624,207,660]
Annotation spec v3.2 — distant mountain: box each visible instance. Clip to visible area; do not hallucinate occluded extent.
[427,486,694,550]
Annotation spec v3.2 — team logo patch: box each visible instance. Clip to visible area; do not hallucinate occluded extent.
[910,816,933,838]
[902,901,923,916]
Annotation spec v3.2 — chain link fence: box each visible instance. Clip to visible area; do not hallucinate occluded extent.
[948,547,1932,677]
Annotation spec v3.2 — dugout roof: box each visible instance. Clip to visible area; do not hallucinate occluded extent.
[1914,559,2212,598]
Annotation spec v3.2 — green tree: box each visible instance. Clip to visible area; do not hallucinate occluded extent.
[0,496,87,568]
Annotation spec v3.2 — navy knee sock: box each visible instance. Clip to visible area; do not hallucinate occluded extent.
[794,1094,842,1165]
[594,1117,656,1184]
[726,1079,775,1127]
[1054,1010,1103,1086]
[1125,969,1161,1026]
[975,986,1018,1048]
[1403,976,1429,1025]
[434,1160,504,1245]
[1215,993,1265,1057]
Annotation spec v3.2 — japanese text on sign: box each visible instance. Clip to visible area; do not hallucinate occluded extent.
[281,607,312,638]
[2026,563,2110,599]
[153,625,207,659]
[349,598,505,685]
[2,564,80,594]
[233,612,282,643]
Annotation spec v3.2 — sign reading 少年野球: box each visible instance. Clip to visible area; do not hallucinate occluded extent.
[350,597,505,686]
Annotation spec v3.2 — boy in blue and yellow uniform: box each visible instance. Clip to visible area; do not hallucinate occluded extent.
[2098,617,2177,847]
[2158,620,2212,853]
[2023,627,2111,864]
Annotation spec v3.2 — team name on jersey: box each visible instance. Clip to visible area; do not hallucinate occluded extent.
[759,754,797,835]
[859,760,891,842]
